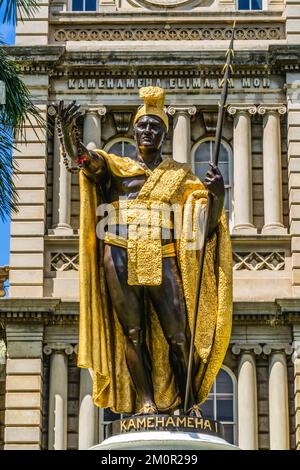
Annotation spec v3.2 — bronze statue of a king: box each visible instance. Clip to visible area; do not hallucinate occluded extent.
[56,86,232,416]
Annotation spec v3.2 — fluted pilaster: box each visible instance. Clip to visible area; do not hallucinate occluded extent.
[167,105,196,164]
[228,104,257,234]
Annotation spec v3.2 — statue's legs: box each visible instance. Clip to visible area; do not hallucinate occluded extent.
[104,244,156,411]
[147,257,196,410]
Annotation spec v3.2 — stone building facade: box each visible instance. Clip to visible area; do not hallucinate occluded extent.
[1,0,300,451]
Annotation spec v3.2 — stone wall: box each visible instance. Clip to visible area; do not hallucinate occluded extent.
[287,0,300,45]
[16,0,49,46]
[9,75,48,299]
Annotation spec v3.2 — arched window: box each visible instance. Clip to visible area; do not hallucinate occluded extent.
[201,366,237,445]
[72,0,97,11]
[104,137,136,159]
[191,137,233,227]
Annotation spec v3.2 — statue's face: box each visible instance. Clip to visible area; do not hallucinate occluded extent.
[134,115,166,152]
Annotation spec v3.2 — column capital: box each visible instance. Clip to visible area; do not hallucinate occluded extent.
[232,343,263,356]
[0,266,9,297]
[43,342,74,356]
[167,105,197,117]
[82,105,107,117]
[227,104,257,116]
[292,346,300,361]
[257,104,287,116]
[262,343,293,355]
[0,339,6,365]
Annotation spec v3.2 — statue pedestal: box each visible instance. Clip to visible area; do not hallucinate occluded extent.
[90,431,238,451]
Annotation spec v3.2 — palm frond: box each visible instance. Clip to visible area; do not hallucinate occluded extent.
[0,47,46,140]
[0,126,18,221]
[0,48,46,220]
[0,0,39,24]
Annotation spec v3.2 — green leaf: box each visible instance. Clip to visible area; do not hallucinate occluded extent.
[0,0,40,24]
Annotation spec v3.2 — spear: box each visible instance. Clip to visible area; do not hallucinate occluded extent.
[184,22,236,414]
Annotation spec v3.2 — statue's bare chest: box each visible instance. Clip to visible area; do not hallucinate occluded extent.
[106,173,147,202]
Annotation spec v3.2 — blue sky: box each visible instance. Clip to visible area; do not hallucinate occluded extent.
[0,1,16,266]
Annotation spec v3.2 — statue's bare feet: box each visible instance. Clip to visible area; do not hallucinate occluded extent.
[187,404,203,418]
[135,401,158,416]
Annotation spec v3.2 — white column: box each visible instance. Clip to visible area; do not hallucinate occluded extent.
[83,106,106,150]
[51,122,73,235]
[167,106,196,164]
[44,343,73,450]
[263,344,292,450]
[78,368,98,449]
[258,105,287,234]
[232,344,261,450]
[228,105,257,234]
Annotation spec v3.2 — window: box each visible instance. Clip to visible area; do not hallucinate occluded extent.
[191,137,233,226]
[104,137,136,158]
[72,0,97,11]
[237,0,262,10]
[201,367,237,444]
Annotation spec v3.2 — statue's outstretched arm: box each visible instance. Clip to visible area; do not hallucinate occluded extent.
[56,101,107,181]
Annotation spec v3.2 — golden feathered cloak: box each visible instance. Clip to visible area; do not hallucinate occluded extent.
[77,151,232,413]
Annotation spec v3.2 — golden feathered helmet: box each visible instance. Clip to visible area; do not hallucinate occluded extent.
[134,86,169,131]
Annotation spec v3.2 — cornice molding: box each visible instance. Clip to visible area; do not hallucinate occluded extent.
[3,45,288,75]
[0,299,299,325]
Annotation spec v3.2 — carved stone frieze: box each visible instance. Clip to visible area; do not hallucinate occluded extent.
[52,24,284,43]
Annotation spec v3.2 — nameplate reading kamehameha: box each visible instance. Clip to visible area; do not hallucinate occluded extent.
[107,415,224,439]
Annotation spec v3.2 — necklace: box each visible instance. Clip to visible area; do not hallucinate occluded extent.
[136,155,162,175]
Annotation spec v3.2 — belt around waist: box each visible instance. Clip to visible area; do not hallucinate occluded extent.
[104,232,176,258]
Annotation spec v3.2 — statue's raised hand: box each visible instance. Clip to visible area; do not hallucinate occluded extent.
[57,100,82,132]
